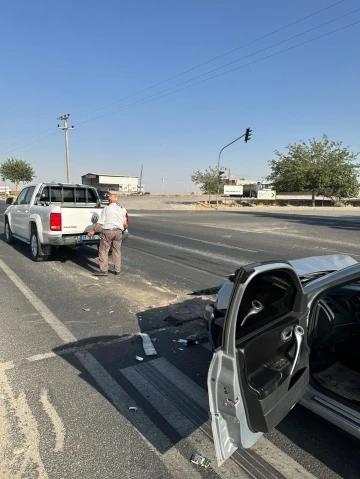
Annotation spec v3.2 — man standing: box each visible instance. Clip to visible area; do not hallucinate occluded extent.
[87,193,128,276]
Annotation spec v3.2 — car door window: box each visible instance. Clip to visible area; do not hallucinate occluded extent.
[23,186,35,205]
[236,270,297,339]
[16,188,28,205]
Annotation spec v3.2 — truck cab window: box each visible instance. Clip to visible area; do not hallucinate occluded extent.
[86,189,97,203]
[16,188,28,205]
[63,188,75,202]
[24,186,35,204]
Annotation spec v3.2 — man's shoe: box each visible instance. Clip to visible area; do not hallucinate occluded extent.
[92,271,108,276]
[114,271,121,276]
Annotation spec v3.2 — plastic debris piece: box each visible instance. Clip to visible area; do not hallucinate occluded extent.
[129,407,138,412]
[190,454,211,468]
[186,333,208,344]
[136,355,144,361]
[150,338,158,342]
[179,348,184,351]
[82,308,90,312]
[139,333,157,356]
[109,310,114,314]
[173,338,198,347]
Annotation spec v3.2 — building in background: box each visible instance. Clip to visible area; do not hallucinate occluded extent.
[81,173,139,194]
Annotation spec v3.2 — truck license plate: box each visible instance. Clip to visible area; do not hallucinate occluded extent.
[78,234,100,241]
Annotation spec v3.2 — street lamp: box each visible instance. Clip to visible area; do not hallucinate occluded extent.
[216,127,252,210]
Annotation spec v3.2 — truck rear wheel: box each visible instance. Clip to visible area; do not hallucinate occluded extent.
[29,228,50,262]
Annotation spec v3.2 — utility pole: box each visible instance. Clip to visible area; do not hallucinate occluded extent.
[57,114,74,183]
[139,165,143,194]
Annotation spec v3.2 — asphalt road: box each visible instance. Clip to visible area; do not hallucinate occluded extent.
[1,202,360,479]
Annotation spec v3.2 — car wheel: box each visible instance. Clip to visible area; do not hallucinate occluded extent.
[30,229,49,262]
[4,220,16,244]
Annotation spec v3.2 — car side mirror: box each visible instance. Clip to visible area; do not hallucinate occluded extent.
[5,197,14,205]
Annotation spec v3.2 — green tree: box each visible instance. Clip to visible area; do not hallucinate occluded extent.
[0,158,35,191]
[191,165,226,204]
[268,135,359,206]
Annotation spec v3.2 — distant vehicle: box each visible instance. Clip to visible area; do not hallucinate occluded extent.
[4,183,104,261]
[205,254,360,466]
[243,181,276,199]
[97,189,111,203]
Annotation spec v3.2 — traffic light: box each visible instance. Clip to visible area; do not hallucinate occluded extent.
[219,171,225,180]
[244,127,252,143]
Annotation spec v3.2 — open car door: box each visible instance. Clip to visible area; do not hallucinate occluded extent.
[208,261,310,466]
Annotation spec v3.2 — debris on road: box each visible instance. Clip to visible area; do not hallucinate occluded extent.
[173,338,198,347]
[185,333,208,344]
[82,308,91,312]
[150,338,158,342]
[179,348,184,351]
[139,333,157,356]
[129,407,138,412]
[190,454,211,468]
[136,355,144,361]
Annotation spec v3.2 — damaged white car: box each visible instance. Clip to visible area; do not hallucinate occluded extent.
[205,255,360,466]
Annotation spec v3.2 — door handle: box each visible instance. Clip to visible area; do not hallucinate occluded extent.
[240,300,264,327]
[290,325,304,375]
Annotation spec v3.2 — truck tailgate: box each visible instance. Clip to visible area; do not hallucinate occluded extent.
[60,206,103,235]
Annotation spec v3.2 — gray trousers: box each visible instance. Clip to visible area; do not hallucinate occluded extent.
[99,230,123,273]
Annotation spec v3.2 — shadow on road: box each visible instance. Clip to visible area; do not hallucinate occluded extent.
[51,292,360,478]
[0,231,101,272]
[52,295,212,455]
[271,405,360,479]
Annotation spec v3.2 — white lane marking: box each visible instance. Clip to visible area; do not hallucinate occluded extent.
[131,228,257,253]
[0,337,134,372]
[151,359,317,479]
[125,245,223,279]
[0,259,76,344]
[130,235,251,265]
[197,223,360,250]
[74,350,203,479]
[28,352,57,362]
[40,389,65,453]
[122,365,247,479]
[0,260,202,479]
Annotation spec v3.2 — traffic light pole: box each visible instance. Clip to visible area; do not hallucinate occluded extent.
[216,131,249,210]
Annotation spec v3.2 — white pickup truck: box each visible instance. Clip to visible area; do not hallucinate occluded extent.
[4,183,104,261]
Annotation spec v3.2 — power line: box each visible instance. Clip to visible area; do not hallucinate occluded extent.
[75,15,360,127]
[0,2,355,155]
[0,128,54,155]
[72,0,347,121]
[0,132,59,156]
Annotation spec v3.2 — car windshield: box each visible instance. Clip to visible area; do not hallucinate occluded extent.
[299,270,334,284]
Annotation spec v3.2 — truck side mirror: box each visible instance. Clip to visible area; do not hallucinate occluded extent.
[5,197,14,205]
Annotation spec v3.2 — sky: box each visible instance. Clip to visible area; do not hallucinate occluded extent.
[1,0,359,194]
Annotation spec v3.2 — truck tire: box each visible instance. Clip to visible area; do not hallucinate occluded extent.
[29,228,50,262]
[4,219,16,244]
